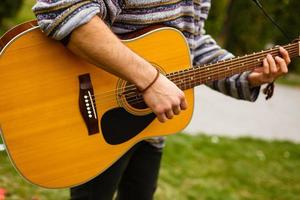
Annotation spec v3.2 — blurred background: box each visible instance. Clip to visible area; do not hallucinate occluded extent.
[0,0,300,199]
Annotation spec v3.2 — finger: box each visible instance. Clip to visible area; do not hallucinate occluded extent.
[263,58,270,75]
[173,105,181,115]
[165,109,174,119]
[279,47,291,64]
[157,113,167,123]
[275,56,288,74]
[180,98,188,110]
[267,54,277,74]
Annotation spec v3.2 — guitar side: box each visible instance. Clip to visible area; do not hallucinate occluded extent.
[0,24,194,188]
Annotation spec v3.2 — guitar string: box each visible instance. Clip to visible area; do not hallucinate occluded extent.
[93,49,298,107]
[93,48,299,106]
[92,43,298,98]
[91,44,298,99]
[95,48,298,102]
[92,46,291,99]
[91,46,298,102]
[94,55,295,108]
[94,51,298,109]
[92,44,297,99]
[164,47,298,90]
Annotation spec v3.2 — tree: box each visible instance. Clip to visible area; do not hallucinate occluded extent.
[205,0,229,45]
[206,0,300,72]
[0,0,23,27]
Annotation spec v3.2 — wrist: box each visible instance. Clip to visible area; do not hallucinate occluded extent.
[133,62,158,91]
[247,72,262,88]
[138,68,160,93]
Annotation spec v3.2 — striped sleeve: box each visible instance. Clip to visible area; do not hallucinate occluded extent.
[193,34,260,102]
[32,0,122,40]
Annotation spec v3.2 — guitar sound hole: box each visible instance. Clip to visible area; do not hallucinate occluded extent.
[124,82,148,110]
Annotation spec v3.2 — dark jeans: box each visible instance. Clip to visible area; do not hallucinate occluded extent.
[70,141,162,200]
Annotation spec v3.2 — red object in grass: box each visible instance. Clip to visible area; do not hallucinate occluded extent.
[0,188,7,200]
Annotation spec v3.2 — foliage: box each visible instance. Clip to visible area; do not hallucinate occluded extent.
[0,0,23,25]
[1,134,300,199]
[206,0,300,73]
[0,0,34,35]
[204,0,229,43]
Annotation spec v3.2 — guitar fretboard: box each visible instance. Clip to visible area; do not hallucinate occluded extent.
[167,42,299,90]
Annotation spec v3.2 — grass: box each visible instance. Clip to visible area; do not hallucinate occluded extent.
[156,134,300,200]
[1,134,300,200]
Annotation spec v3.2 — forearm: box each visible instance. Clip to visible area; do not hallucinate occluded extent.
[67,16,157,90]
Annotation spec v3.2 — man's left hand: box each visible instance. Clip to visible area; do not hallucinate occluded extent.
[248,47,291,87]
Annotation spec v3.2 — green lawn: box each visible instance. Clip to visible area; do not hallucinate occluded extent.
[1,134,300,200]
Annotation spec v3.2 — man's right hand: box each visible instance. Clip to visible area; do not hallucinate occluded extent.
[142,73,188,123]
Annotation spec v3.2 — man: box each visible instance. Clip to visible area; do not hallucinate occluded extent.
[33,0,290,199]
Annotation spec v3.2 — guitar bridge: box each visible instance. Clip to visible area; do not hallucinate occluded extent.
[78,74,99,135]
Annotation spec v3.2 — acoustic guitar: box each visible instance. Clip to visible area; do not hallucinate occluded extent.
[0,21,299,188]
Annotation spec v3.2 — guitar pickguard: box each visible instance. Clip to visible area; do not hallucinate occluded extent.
[101,107,156,145]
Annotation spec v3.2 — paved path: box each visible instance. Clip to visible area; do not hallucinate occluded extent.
[184,85,300,142]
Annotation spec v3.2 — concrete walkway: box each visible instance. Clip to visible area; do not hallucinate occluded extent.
[184,85,300,142]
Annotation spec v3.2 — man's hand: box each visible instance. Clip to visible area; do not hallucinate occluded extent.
[142,73,188,123]
[248,47,291,87]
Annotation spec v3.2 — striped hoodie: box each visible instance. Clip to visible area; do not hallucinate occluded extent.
[33,0,260,148]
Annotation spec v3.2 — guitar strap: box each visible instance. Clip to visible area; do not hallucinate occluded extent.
[263,82,274,100]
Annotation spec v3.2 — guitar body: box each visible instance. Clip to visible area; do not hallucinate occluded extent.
[0,23,194,188]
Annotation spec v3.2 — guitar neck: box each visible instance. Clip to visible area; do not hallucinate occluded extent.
[167,42,300,90]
